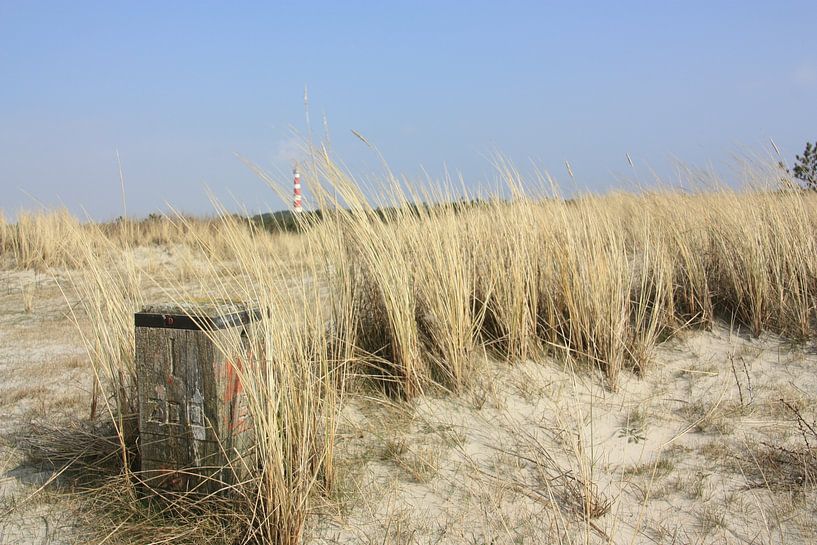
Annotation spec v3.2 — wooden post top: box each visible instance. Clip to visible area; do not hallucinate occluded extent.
[135,301,261,331]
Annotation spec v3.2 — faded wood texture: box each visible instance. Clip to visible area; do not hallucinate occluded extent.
[136,319,253,495]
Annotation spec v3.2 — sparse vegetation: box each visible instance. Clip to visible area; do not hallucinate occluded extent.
[745,400,817,491]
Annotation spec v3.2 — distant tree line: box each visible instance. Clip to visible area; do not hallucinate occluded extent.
[248,198,498,234]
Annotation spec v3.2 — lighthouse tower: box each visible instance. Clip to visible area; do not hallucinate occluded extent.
[293,166,303,213]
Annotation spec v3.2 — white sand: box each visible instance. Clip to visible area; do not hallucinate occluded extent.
[3,258,817,544]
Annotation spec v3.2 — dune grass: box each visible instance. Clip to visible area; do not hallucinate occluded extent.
[4,155,817,543]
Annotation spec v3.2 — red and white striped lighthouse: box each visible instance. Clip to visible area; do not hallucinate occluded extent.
[293,165,303,213]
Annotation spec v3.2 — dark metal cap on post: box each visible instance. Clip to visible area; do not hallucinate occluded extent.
[135,303,262,331]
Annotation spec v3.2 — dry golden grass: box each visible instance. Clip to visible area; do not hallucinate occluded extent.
[303,162,816,393]
[0,210,307,274]
[1,209,85,270]
[4,155,817,544]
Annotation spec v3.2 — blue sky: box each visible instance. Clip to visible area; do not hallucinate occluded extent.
[1,1,816,219]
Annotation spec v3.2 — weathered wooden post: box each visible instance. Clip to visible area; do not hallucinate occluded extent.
[135,302,258,494]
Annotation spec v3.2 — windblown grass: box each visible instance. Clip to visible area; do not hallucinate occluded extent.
[48,204,346,544]
[307,161,817,391]
[9,154,817,543]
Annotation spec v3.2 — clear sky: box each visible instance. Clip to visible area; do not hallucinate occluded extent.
[1,1,816,219]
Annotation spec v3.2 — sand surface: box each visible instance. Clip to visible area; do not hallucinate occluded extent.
[2,257,817,544]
